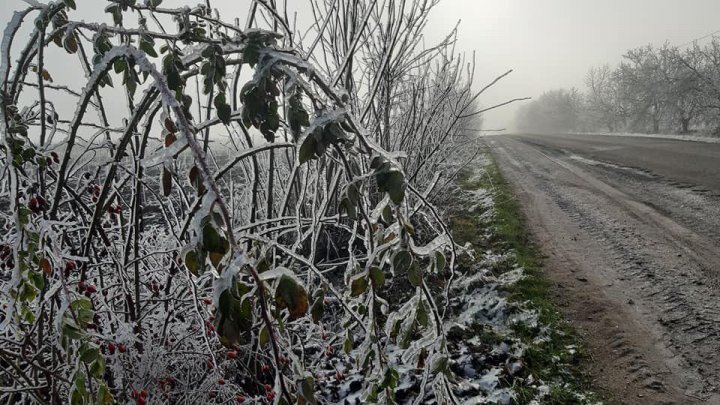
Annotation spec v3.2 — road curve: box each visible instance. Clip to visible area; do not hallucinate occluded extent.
[486,133,720,404]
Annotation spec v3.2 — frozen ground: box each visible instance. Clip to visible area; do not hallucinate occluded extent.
[489,133,720,404]
[582,131,720,144]
[322,157,598,404]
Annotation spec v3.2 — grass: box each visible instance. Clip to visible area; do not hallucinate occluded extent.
[449,153,603,404]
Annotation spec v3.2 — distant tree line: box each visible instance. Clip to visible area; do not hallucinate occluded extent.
[516,39,720,135]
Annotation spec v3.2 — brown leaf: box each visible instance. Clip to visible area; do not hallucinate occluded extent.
[164,117,177,133]
[161,167,172,197]
[275,275,309,320]
[39,257,52,275]
[165,132,176,147]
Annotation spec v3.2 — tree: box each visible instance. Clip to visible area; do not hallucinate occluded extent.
[585,65,627,132]
[515,88,584,134]
[0,1,472,403]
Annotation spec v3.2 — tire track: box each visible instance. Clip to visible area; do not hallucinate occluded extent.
[487,136,720,404]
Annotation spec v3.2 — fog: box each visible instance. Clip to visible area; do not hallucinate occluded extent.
[3,0,720,130]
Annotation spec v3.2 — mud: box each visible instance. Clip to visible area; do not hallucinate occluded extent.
[487,134,720,404]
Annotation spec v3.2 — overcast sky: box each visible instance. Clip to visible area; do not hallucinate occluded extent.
[3,0,720,130]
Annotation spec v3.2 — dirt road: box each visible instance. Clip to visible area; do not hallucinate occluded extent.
[486,134,720,404]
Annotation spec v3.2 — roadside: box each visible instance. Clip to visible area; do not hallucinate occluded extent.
[580,132,720,145]
[486,134,720,404]
[442,152,601,404]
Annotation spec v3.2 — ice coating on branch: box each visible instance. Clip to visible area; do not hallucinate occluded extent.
[21,0,45,7]
[212,254,245,307]
[410,234,451,257]
[140,134,188,168]
[1,9,34,132]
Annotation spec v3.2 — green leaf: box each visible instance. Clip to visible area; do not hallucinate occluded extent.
[113,58,127,74]
[299,376,317,405]
[90,356,105,379]
[28,271,44,290]
[97,383,114,405]
[74,373,88,396]
[350,274,368,297]
[392,250,412,275]
[343,334,353,354]
[184,250,202,275]
[346,183,360,204]
[431,355,448,375]
[77,308,93,326]
[407,262,422,287]
[216,282,253,347]
[275,275,309,320]
[63,0,76,9]
[298,133,318,164]
[416,299,429,327]
[376,169,406,204]
[217,102,232,125]
[435,251,446,272]
[202,223,229,255]
[243,46,259,66]
[70,389,84,405]
[71,298,93,312]
[340,198,357,220]
[259,326,269,346]
[62,321,84,340]
[140,38,158,58]
[379,367,399,391]
[63,34,78,54]
[19,206,31,226]
[79,345,100,364]
[369,266,385,289]
[310,290,324,323]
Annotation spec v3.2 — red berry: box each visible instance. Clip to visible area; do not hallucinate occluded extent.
[139,390,148,399]
[86,284,97,293]
[118,343,127,353]
[108,342,116,354]
[78,281,87,291]
[217,378,225,385]
[226,350,238,359]
[261,364,270,373]
[236,395,246,403]
[203,298,212,305]
[266,391,275,401]
[264,384,272,392]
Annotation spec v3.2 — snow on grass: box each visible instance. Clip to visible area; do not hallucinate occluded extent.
[581,131,720,144]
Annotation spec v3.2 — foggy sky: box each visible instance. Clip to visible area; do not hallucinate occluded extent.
[3,0,720,131]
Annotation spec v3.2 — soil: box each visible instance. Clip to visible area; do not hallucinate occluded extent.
[487,134,720,404]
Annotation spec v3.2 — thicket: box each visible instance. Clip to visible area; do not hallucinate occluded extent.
[516,41,720,135]
[0,0,509,403]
